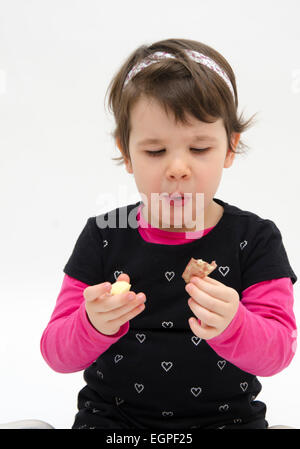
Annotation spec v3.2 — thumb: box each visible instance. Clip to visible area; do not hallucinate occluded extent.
[83,281,112,302]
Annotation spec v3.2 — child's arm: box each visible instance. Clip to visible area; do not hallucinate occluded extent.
[205,277,297,376]
[40,274,129,373]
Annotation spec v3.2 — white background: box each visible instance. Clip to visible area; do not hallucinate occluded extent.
[0,0,299,429]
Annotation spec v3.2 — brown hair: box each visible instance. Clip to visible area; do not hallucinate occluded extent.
[105,38,258,165]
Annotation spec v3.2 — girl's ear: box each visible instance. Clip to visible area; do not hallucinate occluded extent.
[224,133,240,168]
[116,137,133,174]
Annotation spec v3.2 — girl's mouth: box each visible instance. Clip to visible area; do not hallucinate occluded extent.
[163,194,192,207]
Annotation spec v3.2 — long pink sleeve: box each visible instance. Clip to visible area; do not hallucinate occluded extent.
[41,274,296,376]
[40,274,129,373]
[41,206,296,374]
[206,277,297,376]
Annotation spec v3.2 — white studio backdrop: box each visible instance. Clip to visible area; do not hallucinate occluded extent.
[0,0,299,429]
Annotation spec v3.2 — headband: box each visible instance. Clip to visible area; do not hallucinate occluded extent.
[123,49,235,99]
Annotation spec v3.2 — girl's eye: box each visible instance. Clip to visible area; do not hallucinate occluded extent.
[191,148,210,153]
[146,149,165,157]
[146,148,209,157]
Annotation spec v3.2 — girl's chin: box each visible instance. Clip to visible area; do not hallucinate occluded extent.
[154,212,198,231]
[142,199,205,230]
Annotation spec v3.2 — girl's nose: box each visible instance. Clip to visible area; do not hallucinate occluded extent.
[166,160,191,180]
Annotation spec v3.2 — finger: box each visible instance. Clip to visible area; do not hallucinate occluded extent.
[188,317,216,340]
[93,290,135,312]
[84,273,131,303]
[116,272,130,284]
[202,275,222,285]
[96,295,146,325]
[188,297,221,328]
[101,294,146,322]
[95,290,146,313]
[185,283,227,316]
[107,302,146,329]
[189,276,229,302]
[83,282,112,302]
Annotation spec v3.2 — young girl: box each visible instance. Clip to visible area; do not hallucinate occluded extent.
[40,38,297,430]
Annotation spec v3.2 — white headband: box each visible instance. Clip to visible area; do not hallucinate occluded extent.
[123,49,235,99]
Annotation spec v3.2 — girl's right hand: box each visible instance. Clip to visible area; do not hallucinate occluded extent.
[84,273,146,336]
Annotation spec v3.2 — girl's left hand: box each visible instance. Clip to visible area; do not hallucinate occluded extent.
[185,275,240,340]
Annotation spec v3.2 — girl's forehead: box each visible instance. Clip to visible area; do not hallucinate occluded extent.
[130,95,223,128]
[130,106,223,138]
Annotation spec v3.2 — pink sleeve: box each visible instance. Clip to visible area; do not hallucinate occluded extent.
[40,274,129,373]
[206,277,297,376]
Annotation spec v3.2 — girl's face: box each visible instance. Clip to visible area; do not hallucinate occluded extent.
[118,95,239,233]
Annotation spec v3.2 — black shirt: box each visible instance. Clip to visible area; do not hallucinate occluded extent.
[63,198,297,429]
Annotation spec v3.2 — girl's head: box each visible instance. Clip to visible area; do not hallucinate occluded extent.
[105,38,257,232]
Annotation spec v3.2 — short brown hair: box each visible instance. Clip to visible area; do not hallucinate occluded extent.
[105,38,258,165]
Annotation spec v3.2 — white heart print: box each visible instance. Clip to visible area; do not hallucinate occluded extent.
[240,382,248,392]
[240,240,247,250]
[114,354,123,363]
[234,418,242,424]
[217,360,226,370]
[162,321,173,328]
[161,361,173,372]
[134,383,144,393]
[219,404,229,412]
[191,387,202,397]
[165,271,175,282]
[115,397,124,406]
[218,266,230,277]
[136,333,146,343]
[114,270,123,280]
[191,336,202,346]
